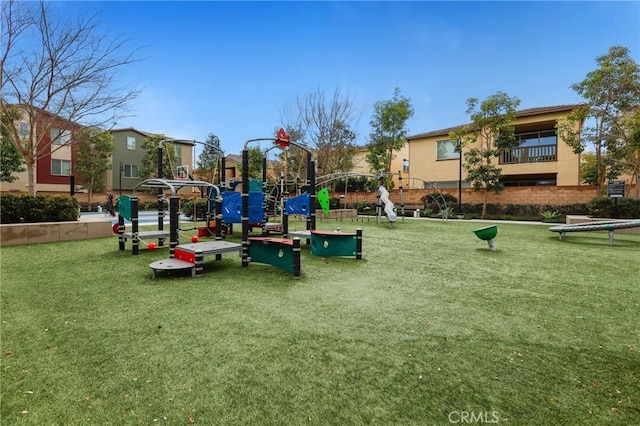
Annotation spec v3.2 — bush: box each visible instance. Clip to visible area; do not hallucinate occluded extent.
[545,203,590,216]
[421,192,457,211]
[349,201,375,212]
[503,204,541,217]
[541,210,561,223]
[454,202,593,221]
[181,198,209,220]
[314,197,345,210]
[140,199,165,210]
[587,197,640,219]
[0,194,80,224]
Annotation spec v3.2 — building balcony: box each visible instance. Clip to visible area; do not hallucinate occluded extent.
[500,144,557,164]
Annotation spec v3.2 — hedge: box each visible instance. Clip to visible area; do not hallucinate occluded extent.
[0,194,80,224]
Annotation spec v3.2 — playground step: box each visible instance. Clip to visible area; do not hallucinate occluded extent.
[149,258,195,279]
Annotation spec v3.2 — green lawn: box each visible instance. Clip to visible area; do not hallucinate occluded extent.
[1,218,639,425]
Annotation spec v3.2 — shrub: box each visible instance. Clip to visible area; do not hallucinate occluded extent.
[421,192,457,211]
[541,210,561,222]
[504,204,541,217]
[140,199,166,210]
[439,206,456,220]
[454,202,591,221]
[181,199,208,220]
[0,194,80,224]
[587,197,640,219]
[544,203,590,216]
[349,201,375,212]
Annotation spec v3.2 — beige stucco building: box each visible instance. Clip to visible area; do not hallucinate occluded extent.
[405,105,585,189]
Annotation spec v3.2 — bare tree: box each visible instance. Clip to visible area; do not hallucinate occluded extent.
[281,88,360,182]
[270,124,307,184]
[0,0,142,194]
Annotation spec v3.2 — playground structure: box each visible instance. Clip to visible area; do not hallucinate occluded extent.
[548,219,640,246]
[378,184,397,222]
[406,177,451,217]
[315,172,399,225]
[145,129,311,278]
[125,129,391,278]
[310,229,363,259]
[241,129,316,273]
[117,178,223,255]
[472,225,498,251]
[314,172,451,224]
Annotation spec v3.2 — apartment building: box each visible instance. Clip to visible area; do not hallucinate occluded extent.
[1,106,82,194]
[1,113,195,195]
[405,104,585,189]
[107,128,195,194]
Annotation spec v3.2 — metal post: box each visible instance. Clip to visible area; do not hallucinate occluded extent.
[157,145,164,236]
[132,196,139,255]
[399,171,404,221]
[457,141,463,216]
[169,195,179,258]
[308,155,316,232]
[292,238,301,279]
[262,154,268,234]
[119,162,123,196]
[241,149,250,268]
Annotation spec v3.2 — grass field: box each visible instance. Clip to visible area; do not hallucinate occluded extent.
[1,217,639,425]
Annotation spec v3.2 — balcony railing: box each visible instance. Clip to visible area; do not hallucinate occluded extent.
[500,144,557,164]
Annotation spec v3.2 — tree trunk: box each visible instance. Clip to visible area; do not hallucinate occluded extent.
[481,188,488,218]
[27,161,36,195]
[595,145,605,197]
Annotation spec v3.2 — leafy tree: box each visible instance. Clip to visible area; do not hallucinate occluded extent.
[282,87,359,179]
[197,133,222,183]
[0,103,25,182]
[239,146,265,181]
[366,88,414,187]
[0,0,141,194]
[580,152,599,185]
[74,127,114,206]
[139,134,177,181]
[449,91,521,217]
[623,112,640,197]
[556,45,640,197]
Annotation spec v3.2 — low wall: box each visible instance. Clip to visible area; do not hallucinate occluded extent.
[337,186,608,206]
[316,209,358,220]
[0,220,113,246]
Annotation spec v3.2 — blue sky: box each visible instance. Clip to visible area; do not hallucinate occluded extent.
[54,1,639,160]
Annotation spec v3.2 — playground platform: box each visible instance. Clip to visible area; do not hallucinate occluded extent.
[150,240,243,279]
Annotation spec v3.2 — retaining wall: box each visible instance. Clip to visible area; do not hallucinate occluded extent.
[338,185,638,207]
[0,220,113,246]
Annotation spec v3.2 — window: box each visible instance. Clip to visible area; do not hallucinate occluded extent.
[516,130,557,147]
[502,174,557,187]
[127,137,136,150]
[500,130,558,164]
[123,164,139,178]
[436,140,460,160]
[52,159,72,175]
[51,129,71,145]
[19,123,29,137]
[173,144,182,164]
